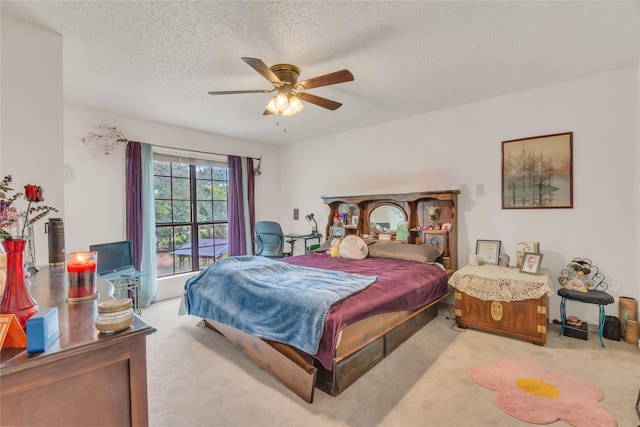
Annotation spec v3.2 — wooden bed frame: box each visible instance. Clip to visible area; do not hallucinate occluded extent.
[202,189,460,403]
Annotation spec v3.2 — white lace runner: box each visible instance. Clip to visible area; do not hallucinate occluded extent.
[449,265,553,302]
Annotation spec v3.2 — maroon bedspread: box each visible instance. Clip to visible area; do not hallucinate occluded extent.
[282,253,449,370]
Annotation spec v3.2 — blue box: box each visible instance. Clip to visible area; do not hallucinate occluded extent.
[26,307,60,353]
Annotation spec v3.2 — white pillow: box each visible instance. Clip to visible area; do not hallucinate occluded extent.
[339,235,368,260]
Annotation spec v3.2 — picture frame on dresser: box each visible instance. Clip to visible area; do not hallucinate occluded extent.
[329,227,346,238]
[520,252,543,275]
[502,132,573,209]
[476,240,501,265]
[424,233,444,251]
[516,241,540,268]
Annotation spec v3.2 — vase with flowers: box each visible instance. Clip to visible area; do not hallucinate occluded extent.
[1,175,58,329]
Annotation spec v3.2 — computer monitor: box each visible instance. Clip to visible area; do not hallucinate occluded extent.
[89,240,134,275]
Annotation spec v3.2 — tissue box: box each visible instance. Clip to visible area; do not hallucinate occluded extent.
[26,307,60,353]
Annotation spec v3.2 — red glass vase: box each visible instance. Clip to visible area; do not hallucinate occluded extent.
[1,239,38,329]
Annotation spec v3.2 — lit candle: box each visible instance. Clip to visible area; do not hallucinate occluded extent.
[67,251,98,300]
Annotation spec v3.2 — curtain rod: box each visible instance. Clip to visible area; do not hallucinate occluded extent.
[147,142,261,161]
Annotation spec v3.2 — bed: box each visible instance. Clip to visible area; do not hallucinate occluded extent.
[183,190,460,403]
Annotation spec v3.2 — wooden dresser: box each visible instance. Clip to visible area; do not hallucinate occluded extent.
[1,266,156,426]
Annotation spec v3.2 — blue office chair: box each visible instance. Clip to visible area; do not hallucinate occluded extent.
[254,221,294,258]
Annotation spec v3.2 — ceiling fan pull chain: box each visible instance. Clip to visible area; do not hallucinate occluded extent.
[272,116,286,132]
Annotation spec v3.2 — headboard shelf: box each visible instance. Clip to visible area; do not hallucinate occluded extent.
[321,190,460,272]
[321,190,459,205]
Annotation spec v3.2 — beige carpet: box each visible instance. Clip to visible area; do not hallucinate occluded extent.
[143,298,640,426]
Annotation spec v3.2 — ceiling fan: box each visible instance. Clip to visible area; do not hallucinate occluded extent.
[208,57,354,116]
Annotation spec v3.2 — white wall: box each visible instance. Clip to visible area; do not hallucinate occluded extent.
[63,104,280,251]
[64,104,281,299]
[281,67,639,325]
[1,15,64,265]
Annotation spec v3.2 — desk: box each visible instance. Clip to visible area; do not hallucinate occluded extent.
[174,238,228,267]
[285,233,322,254]
[449,265,553,345]
[1,267,156,426]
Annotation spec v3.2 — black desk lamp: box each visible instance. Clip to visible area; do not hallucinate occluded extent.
[305,213,318,236]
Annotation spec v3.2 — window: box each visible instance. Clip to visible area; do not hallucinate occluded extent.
[153,152,228,277]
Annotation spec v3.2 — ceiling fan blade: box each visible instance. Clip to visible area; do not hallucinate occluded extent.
[262,109,275,116]
[295,69,354,91]
[241,57,282,86]
[208,89,274,95]
[298,92,343,110]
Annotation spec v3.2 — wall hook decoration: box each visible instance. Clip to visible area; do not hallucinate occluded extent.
[82,125,129,155]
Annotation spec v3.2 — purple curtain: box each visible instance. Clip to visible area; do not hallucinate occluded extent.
[125,141,143,269]
[227,156,255,256]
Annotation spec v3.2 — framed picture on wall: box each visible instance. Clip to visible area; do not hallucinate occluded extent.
[502,132,573,209]
[476,240,501,265]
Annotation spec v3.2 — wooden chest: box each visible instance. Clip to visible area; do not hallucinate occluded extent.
[455,290,548,345]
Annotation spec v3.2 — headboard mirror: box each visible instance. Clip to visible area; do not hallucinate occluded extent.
[368,202,407,235]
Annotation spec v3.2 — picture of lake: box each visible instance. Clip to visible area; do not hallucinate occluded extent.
[502,133,572,208]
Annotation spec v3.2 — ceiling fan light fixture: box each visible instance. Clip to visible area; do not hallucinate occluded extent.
[282,95,304,116]
[265,98,278,114]
[288,94,303,110]
[274,91,289,111]
[281,103,304,117]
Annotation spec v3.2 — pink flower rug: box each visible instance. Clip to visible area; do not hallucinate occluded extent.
[468,358,617,426]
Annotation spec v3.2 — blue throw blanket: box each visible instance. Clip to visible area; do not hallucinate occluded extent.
[185,256,378,354]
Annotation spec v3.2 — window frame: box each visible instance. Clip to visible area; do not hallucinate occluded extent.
[152,150,228,277]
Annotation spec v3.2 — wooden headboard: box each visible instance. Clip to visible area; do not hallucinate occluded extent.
[321,190,460,273]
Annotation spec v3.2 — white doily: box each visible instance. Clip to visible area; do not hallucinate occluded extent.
[449,265,553,302]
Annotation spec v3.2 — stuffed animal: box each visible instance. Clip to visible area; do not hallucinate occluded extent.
[329,237,343,258]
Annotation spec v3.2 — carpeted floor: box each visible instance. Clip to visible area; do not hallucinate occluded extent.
[143,297,640,427]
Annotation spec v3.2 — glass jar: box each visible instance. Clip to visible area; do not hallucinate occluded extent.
[96,298,134,334]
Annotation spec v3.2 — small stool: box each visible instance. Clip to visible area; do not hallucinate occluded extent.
[558,288,614,347]
[557,258,613,348]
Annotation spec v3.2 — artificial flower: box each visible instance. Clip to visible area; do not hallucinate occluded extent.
[0,175,58,240]
[24,184,44,202]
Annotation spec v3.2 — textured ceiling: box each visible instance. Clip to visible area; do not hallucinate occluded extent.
[2,1,639,145]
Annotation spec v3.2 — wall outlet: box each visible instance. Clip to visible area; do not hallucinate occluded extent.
[476,184,485,196]
[293,208,299,220]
